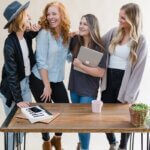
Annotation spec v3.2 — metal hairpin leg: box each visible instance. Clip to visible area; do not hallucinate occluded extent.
[141,133,143,150]
[129,132,132,150]
[147,133,149,150]
[16,132,21,150]
[24,133,26,150]
[16,133,18,150]
[4,132,8,150]
[132,133,135,150]
[13,133,16,150]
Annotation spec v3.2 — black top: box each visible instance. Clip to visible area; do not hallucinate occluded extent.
[0,31,37,107]
[68,35,108,98]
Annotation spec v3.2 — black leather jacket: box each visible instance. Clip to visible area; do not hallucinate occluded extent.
[0,31,37,107]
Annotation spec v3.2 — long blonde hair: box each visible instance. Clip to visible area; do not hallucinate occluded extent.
[39,1,70,44]
[109,3,142,64]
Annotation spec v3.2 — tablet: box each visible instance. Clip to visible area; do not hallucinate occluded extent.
[74,46,103,73]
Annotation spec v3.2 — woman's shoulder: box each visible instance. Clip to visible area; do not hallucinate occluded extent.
[38,28,49,36]
[4,33,16,48]
[103,27,118,38]
[139,34,146,43]
[70,35,79,42]
[69,35,80,46]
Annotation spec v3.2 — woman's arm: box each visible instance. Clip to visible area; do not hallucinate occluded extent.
[73,58,105,77]
[73,49,108,77]
[4,41,29,108]
[25,23,41,39]
[39,69,52,102]
[123,36,148,103]
[36,30,52,102]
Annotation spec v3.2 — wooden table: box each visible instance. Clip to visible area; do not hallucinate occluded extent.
[0,103,149,150]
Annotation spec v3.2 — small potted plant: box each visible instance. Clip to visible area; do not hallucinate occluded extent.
[129,103,149,127]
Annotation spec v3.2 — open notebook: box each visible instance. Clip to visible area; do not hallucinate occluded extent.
[16,105,60,124]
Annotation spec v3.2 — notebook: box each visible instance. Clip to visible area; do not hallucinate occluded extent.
[16,105,60,124]
[74,46,103,73]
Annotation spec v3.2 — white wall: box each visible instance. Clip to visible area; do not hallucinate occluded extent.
[0,0,149,103]
[0,1,149,150]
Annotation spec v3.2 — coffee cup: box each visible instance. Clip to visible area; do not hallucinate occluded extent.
[92,100,103,113]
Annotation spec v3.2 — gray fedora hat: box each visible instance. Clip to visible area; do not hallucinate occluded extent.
[3,1,30,29]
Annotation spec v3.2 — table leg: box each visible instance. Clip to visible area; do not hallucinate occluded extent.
[4,132,8,150]
[132,133,134,150]
[13,133,16,150]
[16,133,21,150]
[141,133,143,150]
[147,133,149,150]
[24,133,26,150]
[129,132,132,150]
[129,133,135,150]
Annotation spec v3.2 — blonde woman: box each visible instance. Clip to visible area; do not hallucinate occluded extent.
[69,14,107,150]
[0,1,39,150]
[101,3,147,150]
[29,1,70,150]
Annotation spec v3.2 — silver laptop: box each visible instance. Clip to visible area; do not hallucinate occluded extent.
[74,46,103,73]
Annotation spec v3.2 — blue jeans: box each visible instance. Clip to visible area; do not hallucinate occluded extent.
[70,91,94,150]
[0,77,32,150]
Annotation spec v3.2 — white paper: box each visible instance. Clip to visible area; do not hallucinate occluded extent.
[21,106,52,123]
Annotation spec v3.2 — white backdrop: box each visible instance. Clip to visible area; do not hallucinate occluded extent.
[0,1,149,150]
[0,0,149,101]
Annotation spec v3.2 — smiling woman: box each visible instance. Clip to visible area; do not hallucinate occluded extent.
[29,1,71,150]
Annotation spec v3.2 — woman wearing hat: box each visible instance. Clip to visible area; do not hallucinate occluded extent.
[0,1,40,150]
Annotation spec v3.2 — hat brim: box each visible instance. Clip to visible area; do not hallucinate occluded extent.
[4,1,30,29]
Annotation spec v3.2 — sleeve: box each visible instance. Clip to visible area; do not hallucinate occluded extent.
[36,29,49,70]
[124,36,148,103]
[4,42,23,103]
[68,35,79,58]
[101,27,116,49]
[66,51,73,62]
[25,31,38,39]
[98,50,108,69]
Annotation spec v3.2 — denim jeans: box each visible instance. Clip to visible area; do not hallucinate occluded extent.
[0,77,32,150]
[70,91,94,150]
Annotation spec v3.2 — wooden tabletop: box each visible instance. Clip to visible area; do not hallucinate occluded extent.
[0,103,149,133]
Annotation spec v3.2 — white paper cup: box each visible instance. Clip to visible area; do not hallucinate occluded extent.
[92,100,103,113]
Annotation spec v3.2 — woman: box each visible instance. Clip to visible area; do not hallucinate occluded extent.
[29,1,71,150]
[68,14,107,150]
[101,3,147,150]
[0,1,39,150]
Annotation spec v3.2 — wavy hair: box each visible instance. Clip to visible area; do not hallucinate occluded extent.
[70,14,104,58]
[109,3,142,64]
[82,14,104,50]
[39,1,70,44]
[8,9,27,33]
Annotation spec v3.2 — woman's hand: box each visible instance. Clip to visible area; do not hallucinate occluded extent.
[40,85,52,103]
[17,101,30,108]
[73,58,83,68]
[69,31,79,38]
[30,23,41,32]
[26,23,41,32]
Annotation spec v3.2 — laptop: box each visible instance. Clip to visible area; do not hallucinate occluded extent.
[74,46,103,73]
